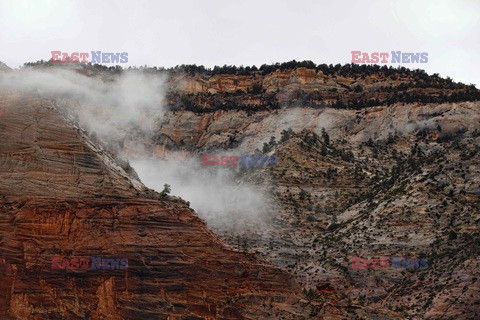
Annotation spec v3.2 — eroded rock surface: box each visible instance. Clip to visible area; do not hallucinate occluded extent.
[0,91,319,319]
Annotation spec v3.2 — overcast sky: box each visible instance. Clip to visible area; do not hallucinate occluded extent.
[0,0,478,86]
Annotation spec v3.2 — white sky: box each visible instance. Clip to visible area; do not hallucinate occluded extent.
[0,0,479,86]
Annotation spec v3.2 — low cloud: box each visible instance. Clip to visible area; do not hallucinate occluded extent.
[0,67,271,228]
[131,157,272,229]
[0,67,165,151]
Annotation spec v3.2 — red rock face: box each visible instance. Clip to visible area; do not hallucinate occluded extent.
[166,66,479,113]
[0,91,312,319]
[0,92,143,199]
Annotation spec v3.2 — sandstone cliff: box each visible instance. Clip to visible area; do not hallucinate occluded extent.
[136,68,480,319]
[147,99,480,319]
[4,63,480,319]
[0,91,319,319]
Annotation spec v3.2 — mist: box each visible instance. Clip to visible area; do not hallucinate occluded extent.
[0,67,165,151]
[131,157,273,229]
[0,66,271,227]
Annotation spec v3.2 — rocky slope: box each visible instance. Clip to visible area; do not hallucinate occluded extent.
[146,100,480,319]
[164,66,479,113]
[129,67,480,319]
[4,63,479,319]
[0,90,322,319]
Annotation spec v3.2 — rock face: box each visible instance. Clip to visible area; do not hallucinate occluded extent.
[0,93,144,198]
[150,101,480,319]
[165,66,480,113]
[146,101,480,158]
[138,68,480,319]
[156,106,479,319]
[3,63,479,319]
[0,91,315,319]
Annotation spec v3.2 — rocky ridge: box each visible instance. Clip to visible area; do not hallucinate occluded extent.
[139,68,480,319]
[0,90,321,319]
[4,63,480,319]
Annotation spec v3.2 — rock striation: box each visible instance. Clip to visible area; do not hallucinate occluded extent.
[0,91,316,319]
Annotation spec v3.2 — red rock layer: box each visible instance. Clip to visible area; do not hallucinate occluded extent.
[0,91,311,319]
